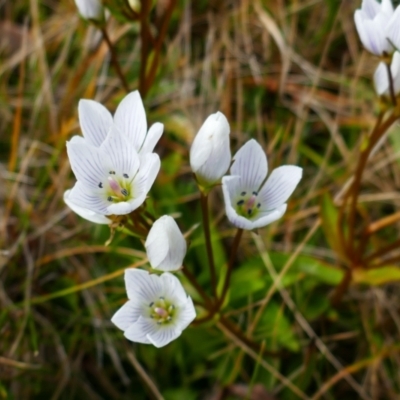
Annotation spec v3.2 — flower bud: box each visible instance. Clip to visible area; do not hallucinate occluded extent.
[74,0,104,23]
[190,112,231,191]
[145,216,187,272]
[374,51,400,97]
[354,0,394,56]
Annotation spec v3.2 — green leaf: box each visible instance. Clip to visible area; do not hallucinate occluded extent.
[255,301,300,352]
[269,252,343,286]
[320,192,346,260]
[353,266,400,285]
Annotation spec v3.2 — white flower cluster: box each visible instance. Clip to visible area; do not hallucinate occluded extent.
[354,0,400,98]
[64,90,302,347]
[64,92,195,348]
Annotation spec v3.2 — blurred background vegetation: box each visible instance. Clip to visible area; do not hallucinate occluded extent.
[2,0,400,399]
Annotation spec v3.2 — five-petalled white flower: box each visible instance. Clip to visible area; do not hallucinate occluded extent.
[374,51,400,97]
[354,0,400,56]
[222,139,302,230]
[111,269,196,348]
[66,125,160,216]
[190,112,231,190]
[145,216,187,272]
[65,91,163,222]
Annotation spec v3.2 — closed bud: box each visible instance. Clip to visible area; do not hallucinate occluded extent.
[145,216,187,272]
[74,0,104,23]
[354,0,394,56]
[374,51,400,98]
[190,112,231,191]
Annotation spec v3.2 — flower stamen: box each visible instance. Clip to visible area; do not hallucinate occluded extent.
[235,191,260,219]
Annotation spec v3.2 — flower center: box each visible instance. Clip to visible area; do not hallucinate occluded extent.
[99,171,133,203]
[235,191,261,219]
[149,297,176,325]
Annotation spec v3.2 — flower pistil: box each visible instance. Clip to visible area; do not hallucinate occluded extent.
[106,173,132,202]
[149,297,175,324]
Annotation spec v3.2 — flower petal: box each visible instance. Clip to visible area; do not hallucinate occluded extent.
[160,272,188,303]
[100,125,140,178]
[78,99,113,147]
[75,0,104,20]
[111,300,143,331]
[140,122,163,154]
[354,12,391,55]
[176,296,196,330]
[147,325,182,348]
[392,51,400,93]
[134,153,161,194]
[114,91,147,152]
[231,139,267,192]
[68,135,87,145]
[258,165,302,211]
[124,316,156,345]
[361,0,380,18]
[388,7,400,51]
[373,51,400,96]
[124,269,162,302]
[67,181,109,215]
[251,204,287,229]
[374,61,389,95]
[64,189,110,224]
[66,140,110,190]
[381,0,394,16]
[106,201,137,215]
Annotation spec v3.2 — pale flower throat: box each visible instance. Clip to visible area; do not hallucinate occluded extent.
[149,297,176,325]
[235,190,261,219]
[99,171,134,203]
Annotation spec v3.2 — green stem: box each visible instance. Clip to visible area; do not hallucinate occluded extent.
[345,112,398,260]
[330,268,352,307]
[100,27,130,93]
[337,112,384,254]
[363,237,400,264]
[181,265,212,308]
[217,228,243,308]
[138,0,151,96]
[200,192,217,298]
[142,0,177,97]
[386,61,397,107]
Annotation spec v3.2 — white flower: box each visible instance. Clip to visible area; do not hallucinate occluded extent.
[374,51,400,96]
[74,0,104,22]
[78,91,163,155]
[354,0,395,56]
[64,91,163,222]
[145,216,187,272]
[111,269,196,348]
[190,112,231,189]
[66,125,160,216]
[222,139,302,230]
